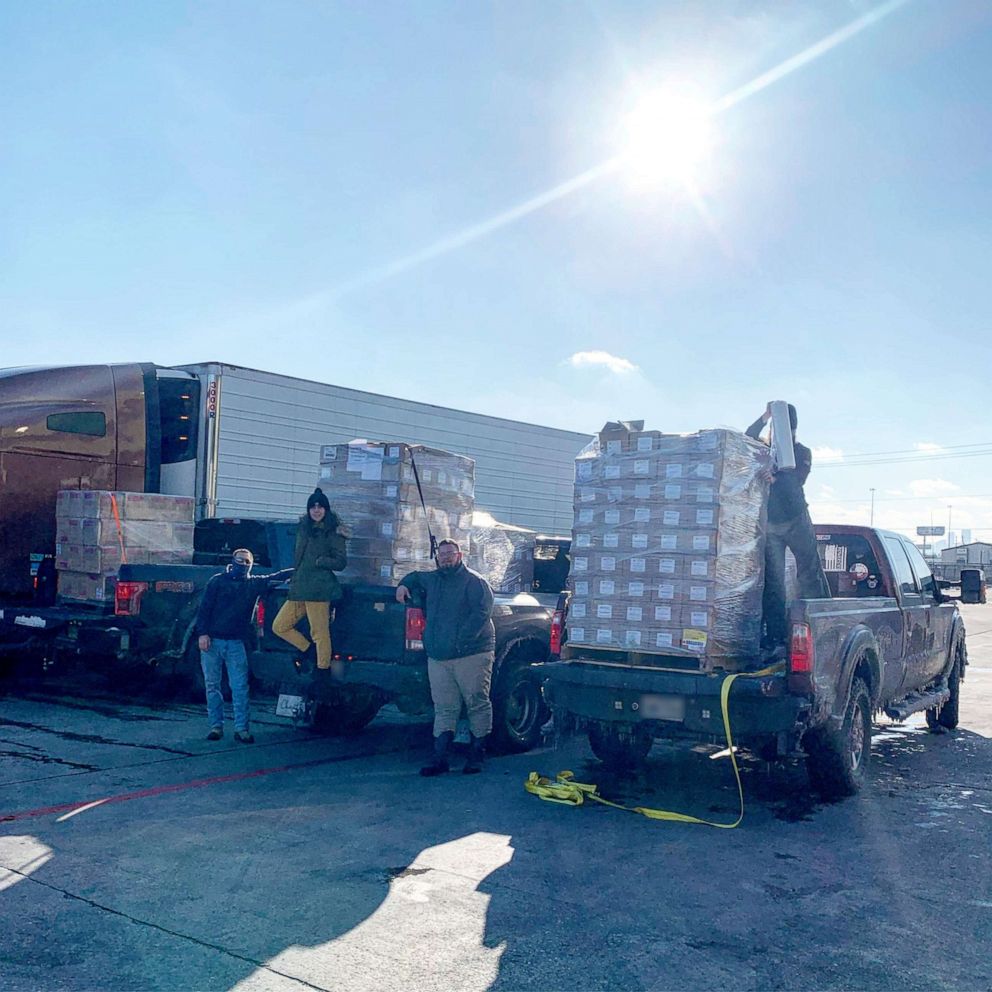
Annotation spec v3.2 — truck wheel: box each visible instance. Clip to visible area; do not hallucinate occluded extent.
[805,677,871,799]
[588,722,653,771]
[926,652,962,732]
[311,689,383,736]
[490,658,550,753]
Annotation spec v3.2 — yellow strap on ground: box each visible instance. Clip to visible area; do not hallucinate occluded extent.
[525,662,785,829]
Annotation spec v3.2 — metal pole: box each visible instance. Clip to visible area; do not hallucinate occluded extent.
[948,505,952,548]
[870,488,875,526]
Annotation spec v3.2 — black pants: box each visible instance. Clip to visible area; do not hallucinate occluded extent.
[763,509,830,647]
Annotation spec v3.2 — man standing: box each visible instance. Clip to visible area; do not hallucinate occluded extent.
[746,403,830,653]
[396,539,495,776]
[195,549,293,743]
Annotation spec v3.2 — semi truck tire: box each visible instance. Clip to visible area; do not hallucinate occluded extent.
[805,677,871,799]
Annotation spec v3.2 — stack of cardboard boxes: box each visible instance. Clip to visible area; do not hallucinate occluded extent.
[317,441,474,585]
[55,491,195,602]
[566,422,769,662]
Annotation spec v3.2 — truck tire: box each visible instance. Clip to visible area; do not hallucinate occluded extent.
[805,677,871,799]
[490,657,550,753]
[311,688,383,736]
[588,721,653,771]
[926,651,962,732]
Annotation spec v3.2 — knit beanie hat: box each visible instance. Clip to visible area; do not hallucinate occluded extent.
[307,488,331,513]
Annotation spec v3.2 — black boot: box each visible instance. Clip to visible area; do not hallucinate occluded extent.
[462,734,486,774]
[420,731,454,777]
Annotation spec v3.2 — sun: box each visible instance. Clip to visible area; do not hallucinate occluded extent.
[618,90,714,188]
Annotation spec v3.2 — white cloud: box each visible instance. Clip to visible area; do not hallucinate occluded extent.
[566,350,640,375]
[812,446,843,462]
[908,478,960,498]
[914,442,946,454]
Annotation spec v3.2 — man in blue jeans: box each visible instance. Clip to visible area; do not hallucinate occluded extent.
[194,549,293,743]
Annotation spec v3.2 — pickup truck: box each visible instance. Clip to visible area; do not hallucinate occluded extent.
[542,525,967,798]
[107,517,559,752]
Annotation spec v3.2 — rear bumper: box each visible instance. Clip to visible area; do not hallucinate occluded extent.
[542,660,808,738]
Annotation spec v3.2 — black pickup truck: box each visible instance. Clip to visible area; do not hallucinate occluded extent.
[105,518,558,752]
[543,525,967,798]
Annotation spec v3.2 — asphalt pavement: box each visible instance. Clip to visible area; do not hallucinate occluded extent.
[1,605,990,991]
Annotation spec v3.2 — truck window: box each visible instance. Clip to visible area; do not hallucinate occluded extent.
[159,378,200,465]
[883,536,919,597]
[194,519,271,566]
[901,540,936,597]
[46,411,107,437]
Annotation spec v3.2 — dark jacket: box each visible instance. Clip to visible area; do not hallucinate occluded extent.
[288,514,347,602]
[746,417,812,525]
[195,566,294,640]
[399,562,495,661]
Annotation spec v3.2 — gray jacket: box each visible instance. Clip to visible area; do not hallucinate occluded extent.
[399,563,495,661]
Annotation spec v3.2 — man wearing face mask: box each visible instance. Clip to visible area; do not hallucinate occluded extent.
[396,539,495,776]
[194,549,294,743]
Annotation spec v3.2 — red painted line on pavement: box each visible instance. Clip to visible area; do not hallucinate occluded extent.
[0,763,291,824]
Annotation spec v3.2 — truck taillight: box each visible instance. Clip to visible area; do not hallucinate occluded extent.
[115,581,148,617]
[789,622,814,673]
[405,607,426,651]
[550,608,564,656]
[255,598,266,638]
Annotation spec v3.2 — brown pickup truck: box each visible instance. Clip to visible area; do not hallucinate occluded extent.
[543,525,967,798]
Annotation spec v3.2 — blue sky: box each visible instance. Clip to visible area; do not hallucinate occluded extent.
[2,1,991,544]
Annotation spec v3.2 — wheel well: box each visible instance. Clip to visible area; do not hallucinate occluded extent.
[854,651,877,702]
[498,637,546,667]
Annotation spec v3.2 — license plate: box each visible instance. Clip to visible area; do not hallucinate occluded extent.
[275,693,305,718]
[637,694,685,722]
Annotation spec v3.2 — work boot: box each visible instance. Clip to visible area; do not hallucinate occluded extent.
[234,730,255,744]
[462,734,487,775]
[420,731,454,777]
[206,726,223,742]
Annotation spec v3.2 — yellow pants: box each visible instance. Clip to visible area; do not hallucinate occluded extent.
[272,600,332,669]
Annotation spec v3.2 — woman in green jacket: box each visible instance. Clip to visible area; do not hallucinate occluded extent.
[272,488,347,676]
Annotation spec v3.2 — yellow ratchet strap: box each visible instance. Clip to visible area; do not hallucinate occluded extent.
[525,662,785,829]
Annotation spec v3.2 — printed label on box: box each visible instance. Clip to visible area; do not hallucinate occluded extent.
[634,507,651,522]
[696,509,715,526]
[604,509,620,525]
[606,440,622,454]
[666,463,683,479]
[690,559,709,577]
[605,465,621,479]
[658,582,675,600]
[626,606,643,622]
[630,557,646,573]
[603,533,619,548]
[570,627,586,642]
[600,556,617,572]
[692,534,710,551]
[697,486,714,503]
[655,605,673,622]
[599,579,616,595]
[578,491,596,503]
[381,522,394,537]
[634,459,650,475]
[573,556,588,572]
[636,436,653,451]
[682,629,708,653]
[608,486,623,501]
[690,585,708,602]
[634,483,651,499]
[695,463,715,479]
[624,629,643,647]
[656,631,674,648]
[661,534,678,550]
[576,462,592,480]
[573,580,589,595]
[578,508,594,523]
[570,602,587,618]
[423,470,433,482]
[597,604,613,619]
[689,610,709,627]
[659,558,676,574]
[596,628,614,644]
[631,533,648,549]
[385,484,398,498]
[388,445,401,459]
[575,533,591,548]
[628,581,645,597]
[663,510,680,526]
[664,484,682,500]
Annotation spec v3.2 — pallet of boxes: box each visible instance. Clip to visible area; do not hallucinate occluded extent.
[316,440,475,584]
[55,491,195,604]
[466,512,537,595]
[564,421,770,670]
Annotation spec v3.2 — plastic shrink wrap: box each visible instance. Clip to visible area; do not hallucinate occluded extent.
[318,440,474,585]
[55,490,195,602]
[566,422,770,664]
[466,512,536,594]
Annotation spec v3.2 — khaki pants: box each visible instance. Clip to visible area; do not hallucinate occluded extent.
[428,651,495,737]
[272,600,332,669]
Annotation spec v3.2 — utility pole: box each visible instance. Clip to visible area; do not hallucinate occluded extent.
[948,505,953,548]
[870,488,875,526]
